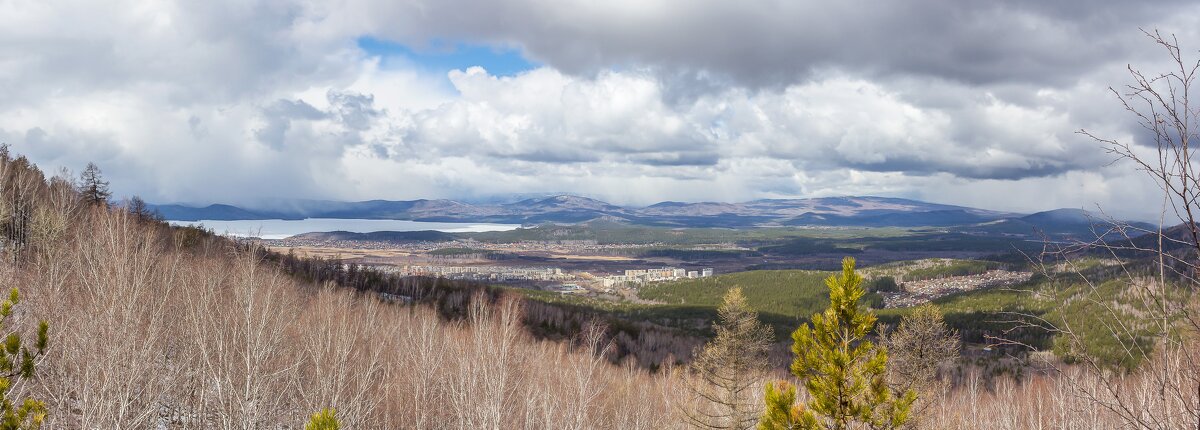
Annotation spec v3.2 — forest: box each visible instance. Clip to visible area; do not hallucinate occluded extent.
[0,146,1195,428]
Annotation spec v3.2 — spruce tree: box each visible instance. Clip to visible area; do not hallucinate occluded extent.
[0,288,49,430]
[759,257,914,430]
[78,163,110,206]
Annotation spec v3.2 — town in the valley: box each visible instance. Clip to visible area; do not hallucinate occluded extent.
[259,232,1035,308]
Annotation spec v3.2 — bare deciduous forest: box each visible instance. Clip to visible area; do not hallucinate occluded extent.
[2,157,680,427]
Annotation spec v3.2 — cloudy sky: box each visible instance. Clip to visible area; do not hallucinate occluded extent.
[3,1,1198,219]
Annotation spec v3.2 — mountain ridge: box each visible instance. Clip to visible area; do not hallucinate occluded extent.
[151,195,1149,237]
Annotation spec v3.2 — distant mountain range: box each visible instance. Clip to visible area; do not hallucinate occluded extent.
[152,195,1151,237]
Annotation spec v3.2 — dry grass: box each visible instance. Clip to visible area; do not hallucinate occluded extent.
[544,254,635,261]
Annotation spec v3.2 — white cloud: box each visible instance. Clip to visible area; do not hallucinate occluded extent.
[0,0,1193,220]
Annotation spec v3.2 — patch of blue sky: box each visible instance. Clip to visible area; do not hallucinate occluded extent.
[356,36,539,77]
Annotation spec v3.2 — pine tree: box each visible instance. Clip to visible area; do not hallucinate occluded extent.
[683,288,773,430]
[78,163,110,206]
[0,288,49,430]
[758,380,816,430]
[759,257,914,430]
[304,408,340,430]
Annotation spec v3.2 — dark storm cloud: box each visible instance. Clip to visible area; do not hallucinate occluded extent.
[830,154,1078,181]
[629,151,721,167]
[493,148,603,164]
[353,0,1198,88]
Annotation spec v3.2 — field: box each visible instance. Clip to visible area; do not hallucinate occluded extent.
[265,246,414,260]
[427,247,493,256]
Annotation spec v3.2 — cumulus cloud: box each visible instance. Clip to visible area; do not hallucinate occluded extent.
[0,0,1194,220]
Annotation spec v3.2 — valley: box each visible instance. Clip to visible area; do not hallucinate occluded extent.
[253,220,1040,300]
[205,198,1181,377]
[235,213,1079,362]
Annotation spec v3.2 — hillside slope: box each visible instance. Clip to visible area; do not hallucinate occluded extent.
[0,152,679,428]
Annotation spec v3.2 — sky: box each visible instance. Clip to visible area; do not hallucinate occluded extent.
[2,1,1199,220]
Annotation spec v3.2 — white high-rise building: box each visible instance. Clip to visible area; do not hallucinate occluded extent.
[701,268,714,277]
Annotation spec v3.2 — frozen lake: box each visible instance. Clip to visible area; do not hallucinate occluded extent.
[168,218,521,240]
